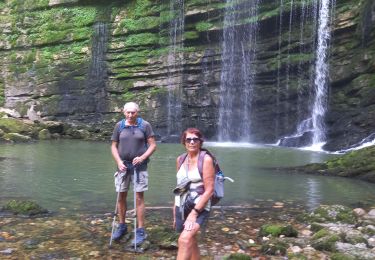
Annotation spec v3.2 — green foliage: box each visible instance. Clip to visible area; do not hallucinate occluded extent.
[184,31,199,40]
[121,16,160,33]
[0,79,4,106]
[125,33,159,47]
[7,0,49,12]
[195,22,213,32]
[127,0,160,19]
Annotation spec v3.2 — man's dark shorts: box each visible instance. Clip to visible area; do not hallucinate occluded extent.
[175,206,210,233]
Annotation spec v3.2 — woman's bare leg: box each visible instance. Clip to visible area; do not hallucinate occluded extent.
[177,223,200,260]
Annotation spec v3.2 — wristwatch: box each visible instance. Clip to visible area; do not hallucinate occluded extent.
[193,207,201,214]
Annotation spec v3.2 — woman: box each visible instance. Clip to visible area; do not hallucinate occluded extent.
[173,128,215,259]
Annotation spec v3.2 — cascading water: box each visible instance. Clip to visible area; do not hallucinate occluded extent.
[166,0,184,138]
[278,0,333,149]
[311,0,332,148]
[218,0,259,142]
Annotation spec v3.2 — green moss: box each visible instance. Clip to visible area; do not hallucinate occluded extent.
[196,22,213,32]
[330,253,355,260]
[223,253,252,260]
[125,33,159,47]
[3,133,32,142]
[7,0,49,12]
[184,31,199,40]
[311,234,340,252]
[0,118,34,134]
[3,200,48,215]
[120,16,160,33]
[313,229,330,240]
[0,79,4,106]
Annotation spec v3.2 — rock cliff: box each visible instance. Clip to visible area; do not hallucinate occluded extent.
[0,0,374,150]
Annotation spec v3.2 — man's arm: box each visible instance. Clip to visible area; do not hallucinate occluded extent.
[133,136,157,166]
[111,141,126,171]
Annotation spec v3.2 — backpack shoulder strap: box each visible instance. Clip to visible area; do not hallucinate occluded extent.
[197,150,208,178]
[118,119,126,133]
[178,153,188,170]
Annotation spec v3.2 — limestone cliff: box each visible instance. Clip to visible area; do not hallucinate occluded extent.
[0,0,374,150]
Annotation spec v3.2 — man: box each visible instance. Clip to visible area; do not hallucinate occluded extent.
[111,102,157,245]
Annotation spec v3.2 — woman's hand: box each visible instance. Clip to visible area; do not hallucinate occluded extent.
[184,210,198,231]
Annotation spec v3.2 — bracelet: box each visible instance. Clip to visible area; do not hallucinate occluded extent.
[193,208,201,214]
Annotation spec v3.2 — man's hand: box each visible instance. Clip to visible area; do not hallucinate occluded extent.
[117,160,127,172]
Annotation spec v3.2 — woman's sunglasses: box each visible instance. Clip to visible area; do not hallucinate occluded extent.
[185,137,201,143]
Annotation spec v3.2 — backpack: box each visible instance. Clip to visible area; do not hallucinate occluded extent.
[178,149,234,206]
[118,117,148,147]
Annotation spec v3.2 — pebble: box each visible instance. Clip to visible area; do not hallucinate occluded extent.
[0,248,14,255]
[353,208,366,217]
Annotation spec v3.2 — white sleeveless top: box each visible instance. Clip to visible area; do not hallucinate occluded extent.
[174,163,211,211]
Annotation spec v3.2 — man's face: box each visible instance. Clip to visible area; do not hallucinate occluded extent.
[124,107,138,123]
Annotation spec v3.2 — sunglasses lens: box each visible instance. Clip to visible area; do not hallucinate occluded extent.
[186,138,199,143]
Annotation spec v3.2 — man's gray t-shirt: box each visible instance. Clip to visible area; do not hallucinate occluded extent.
[111,119,154,170]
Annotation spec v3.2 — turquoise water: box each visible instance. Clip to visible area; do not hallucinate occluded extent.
[1,140,374,214]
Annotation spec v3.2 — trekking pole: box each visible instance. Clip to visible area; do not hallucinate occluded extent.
[133,166,137,252]
[109,171,125,247]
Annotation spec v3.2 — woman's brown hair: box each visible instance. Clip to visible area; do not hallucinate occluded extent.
[180,128,204,146]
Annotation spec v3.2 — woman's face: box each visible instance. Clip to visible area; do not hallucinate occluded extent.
[184,132,201,152]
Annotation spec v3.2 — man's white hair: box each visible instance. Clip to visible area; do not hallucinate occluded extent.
[123,102,139,111]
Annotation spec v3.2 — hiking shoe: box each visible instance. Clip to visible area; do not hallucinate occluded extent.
[112,223,127,241]
[131,227,147,246]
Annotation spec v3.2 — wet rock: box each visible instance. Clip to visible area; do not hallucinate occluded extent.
[38,129,51,140]
[258,224,298,237]
[261,239,287,255]
[23,239,41,249]
[353,208,367,217]
[300,205,357,224]
[148,226,178,249]
[0,248,15,255]
[223,252,251,259]
[3,133,32,142]
[335,242,375,259]
[2,200,48,216]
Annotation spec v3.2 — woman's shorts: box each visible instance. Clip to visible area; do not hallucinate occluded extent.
[175,206,210,233]
[114,170,148,192]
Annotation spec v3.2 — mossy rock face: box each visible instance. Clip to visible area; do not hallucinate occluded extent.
[259,224,298,237]
[261,240,288,255]
[2,200,48,216]
[330,253,356,260]
[0,118,34,134]
[38,129,51,140]
[3,133,32,142]
[223,253,252,260]
[147,226,178,249]
[300,205,357,224]
[311,233,340,252]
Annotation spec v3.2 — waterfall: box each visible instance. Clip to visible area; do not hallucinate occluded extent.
[311,0,332,147]
[218,0,259,142]
[78,21,108,116]
[166,0,184,138]
[278,0,333,149]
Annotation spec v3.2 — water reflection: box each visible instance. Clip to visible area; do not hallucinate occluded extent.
[306,178,321,211]
[0,140,374,214]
